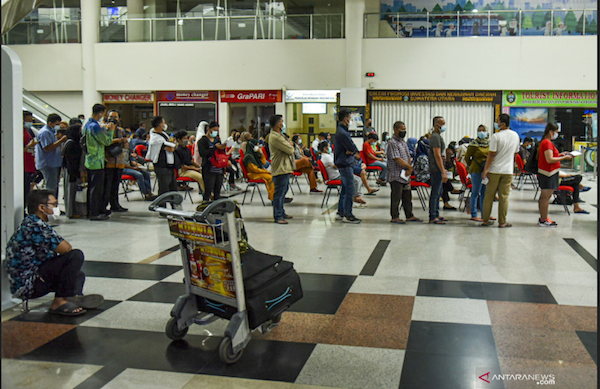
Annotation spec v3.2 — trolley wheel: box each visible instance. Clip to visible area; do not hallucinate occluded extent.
[271,313,283,324]
[219,336,243,364]
[166,316,188,340]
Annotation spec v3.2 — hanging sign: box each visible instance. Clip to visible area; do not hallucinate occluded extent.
[156,91,218,102]
[103,93,154,103]
[503,91,597,108]
[220,90,282,103]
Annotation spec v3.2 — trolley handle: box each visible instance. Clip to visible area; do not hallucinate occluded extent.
[197,198,237,218]
[149,191,184,211]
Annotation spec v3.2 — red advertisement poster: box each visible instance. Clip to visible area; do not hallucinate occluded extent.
[220,90,282,103]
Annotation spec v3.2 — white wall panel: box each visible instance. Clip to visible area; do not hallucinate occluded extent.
[430,102,495,144]
[371,101,430,139]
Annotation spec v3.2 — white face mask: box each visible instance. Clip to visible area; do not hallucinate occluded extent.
[163,124,168,131]
[46,205,61,222]
[25,122,33,128]
[552,132,559,140]
[253,146,259,152]
[298,139,302,144]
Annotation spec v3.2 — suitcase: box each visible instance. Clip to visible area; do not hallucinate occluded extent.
[196,249,303,329]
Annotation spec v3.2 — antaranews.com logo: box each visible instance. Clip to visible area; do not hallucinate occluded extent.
[477,368,556,388]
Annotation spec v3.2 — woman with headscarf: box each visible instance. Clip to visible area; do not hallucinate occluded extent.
[62,123,85,218]
[242,138,274,201]
[464,125,494,222]
[193,121,208,166]
[407,137,418,161]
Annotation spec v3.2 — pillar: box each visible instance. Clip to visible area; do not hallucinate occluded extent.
[345,0,365,88]
[218,99,229,140]
[81,0,102,115]
[127,0,144,42]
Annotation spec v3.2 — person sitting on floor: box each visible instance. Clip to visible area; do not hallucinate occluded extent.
[242,138,275,201]
[319,141,369,207]
[4,190,104,316]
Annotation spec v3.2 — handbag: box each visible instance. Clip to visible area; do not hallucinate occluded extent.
[75,183,88,203]
[210,149,229,169]
[106,143,123,157]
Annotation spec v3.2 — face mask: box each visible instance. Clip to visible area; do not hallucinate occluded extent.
[281,123,286,133]
[526,144,531,149]
[54,125,61,131]
[386,136,390,140]
[298,139,302,144]
[398,131,407,139]
[477,131,487,139]
[253,146,259,152]
[494,123,500,130]
[46,205,61,222]
[327,149,332,154]
[25,122,33,128]
[163,124,168,131]
[552,132,559,140]
[182,140,188,146]
[439,125,447,133]
[211,131,218,138]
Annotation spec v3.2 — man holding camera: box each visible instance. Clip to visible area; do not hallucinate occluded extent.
[35,113,68,198]
[83,104,115,221]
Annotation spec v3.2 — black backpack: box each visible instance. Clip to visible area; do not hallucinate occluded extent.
[80,122,89,154]
[523,142,540,173]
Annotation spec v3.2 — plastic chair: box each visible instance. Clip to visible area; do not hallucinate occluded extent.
[553,185,574,215]
[360,150,383,180]
[316,159,341,208]
[410,180,430,211]
[175,169,196,204]
[290,170,302,194]
[515,154,538,191]
[120,174,141,201]
[239,150,267,206]
[455,161,472,212]
[135,144,148,159]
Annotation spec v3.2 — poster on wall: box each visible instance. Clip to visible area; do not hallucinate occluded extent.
[509,107,548,140]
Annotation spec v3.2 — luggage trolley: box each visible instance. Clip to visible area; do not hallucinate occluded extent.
[149,192,284,364]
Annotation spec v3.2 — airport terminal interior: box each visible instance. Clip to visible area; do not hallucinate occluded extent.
[1,0,598,388]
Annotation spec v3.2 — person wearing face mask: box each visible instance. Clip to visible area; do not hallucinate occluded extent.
[334,110,362,224]
[268,115,296,224]
[23,111,39,201]
[5,190,105,316]
[464,125,494,222]
[291,135,321,194]
[102,110,129,214]
[363,133,388,186]
[380,132,390,154]
[174,130,205,194]
[387,121,423,224]
[537,123,574,227]
[519,137,534,166]
[198,121,227,201]
[319,141,369,207]
[242,138,275,201]
[147,116,180,201]
[428,116,450,224]
[61,123,86,219]
[35,113,68,199]
[480,113,521,228]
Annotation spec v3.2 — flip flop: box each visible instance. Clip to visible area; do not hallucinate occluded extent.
[274,219,288,224]
[443,206,457,211]
[429,219,446,225]
[498,223,513,228]
[438,217,448,221]
[490,216,497,220]
[406,218,423,222]
[49,302,87,316]
[390,219,405,224]
[67,294,104,309]
[470,217,483,222]
[574,210,590,214]
[365,189,379,195]
[480,221,495,226]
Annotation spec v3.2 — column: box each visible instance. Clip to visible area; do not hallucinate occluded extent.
[81,0,103,114]
[345,0,365,88]
[218,99,229,140]
[127,0,144,42]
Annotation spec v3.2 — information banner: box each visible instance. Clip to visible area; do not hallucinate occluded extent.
[168,219,215,244]
[285,90,339,102]
[220,90,282,103]
[368,90,501,103]
[156,91,218,102]
[103,93,154,103]
[503,91,597,107]
[189,246,235,298]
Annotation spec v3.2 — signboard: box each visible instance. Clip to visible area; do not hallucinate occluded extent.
[285,90,339,102]
[168,219,215,244]
[156,91,218,102]
[503,91,598,108]
[103,93,154,103]
[189,246,235,298]
[368,90,501,103]
[220,90,282,103]
[339,106,365,137]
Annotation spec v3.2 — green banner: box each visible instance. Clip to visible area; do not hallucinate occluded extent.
[503,90,597,107]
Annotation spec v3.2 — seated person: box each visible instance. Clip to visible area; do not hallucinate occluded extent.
[519,137,533,166]
[123,151,156,201]
[558,172,589,214]
[290,134,322,194]
[174,130,206,193]
[319,141,368,206]
[242,138,274,201]
[413,151,457,210]
[352,155,379,196]
[312,132,327,153]
[363,133,388,185]
[4,190,104,316]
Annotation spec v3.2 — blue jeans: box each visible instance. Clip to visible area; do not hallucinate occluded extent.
[338,166,355,217]
[272,174,289,221]
[40,166,61,198]
[470,172,486,218]
[368,160,387,180]
[123,168,152,195]
[429,171,443,221]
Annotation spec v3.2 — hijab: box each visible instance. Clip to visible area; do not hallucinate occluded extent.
[416,138,430,157]
[193,121,208,165]
[242,138,263,169]
[407,137,418,158]
[472,133,490,148]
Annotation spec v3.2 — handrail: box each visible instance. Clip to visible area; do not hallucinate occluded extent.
[23,89,71,121]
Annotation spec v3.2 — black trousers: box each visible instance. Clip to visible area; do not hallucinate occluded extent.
[203,170,223,201]
[31,249,85,299]
[24,172,35,201]
[390,181,414,219]
[561,175,582,203]
[156,167,177,196]
[103,167,123,210]
[88,169,105,217]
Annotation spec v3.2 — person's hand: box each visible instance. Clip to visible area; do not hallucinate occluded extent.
[106,122,116,131]
[355,153,361,160]
[482,170,488,180]
[81,171,87,183]
[60,135,68,142]
[361,163,366,169]
[407,167,413,175]
[442,170,448,183]
[563,154,573,160]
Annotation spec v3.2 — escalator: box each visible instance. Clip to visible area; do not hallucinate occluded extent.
[22,89,72,132]
[1,0,45,36]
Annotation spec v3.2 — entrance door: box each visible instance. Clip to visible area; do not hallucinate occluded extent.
[303,115,320,135]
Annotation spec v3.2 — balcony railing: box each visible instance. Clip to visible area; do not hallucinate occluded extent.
[2,20,81,45]
[365,9,597,38]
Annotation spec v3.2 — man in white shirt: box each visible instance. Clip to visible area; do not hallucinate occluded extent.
[311,132,327,153]
[318,141,367,207]
[481,114,521,227]
[147,116,179,196]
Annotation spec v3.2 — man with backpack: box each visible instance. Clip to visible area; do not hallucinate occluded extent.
[82,104,115,221]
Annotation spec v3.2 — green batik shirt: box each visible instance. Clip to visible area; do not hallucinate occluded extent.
[83,118,114,170]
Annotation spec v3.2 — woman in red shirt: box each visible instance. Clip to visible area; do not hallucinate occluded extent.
[537,123,573,227]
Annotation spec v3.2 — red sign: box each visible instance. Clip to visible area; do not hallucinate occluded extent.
[156,91,218,102]
[220,90,282,103]
[103,93,154,103]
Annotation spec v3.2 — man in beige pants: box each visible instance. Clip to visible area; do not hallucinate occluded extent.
[481,113,520,228]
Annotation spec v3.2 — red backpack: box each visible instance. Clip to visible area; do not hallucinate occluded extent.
[210,149,229,168]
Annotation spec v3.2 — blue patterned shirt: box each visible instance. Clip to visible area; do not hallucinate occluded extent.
[4,214,63,299]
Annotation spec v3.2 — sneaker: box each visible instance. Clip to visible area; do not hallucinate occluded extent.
[581,186,591,192]
[538,218,557,227]
[90,214,109,221]
[354,203,367,208]
[343,215,362,224]
[284,197,293,203]
[310,188,323,194]
[335,213,344,221]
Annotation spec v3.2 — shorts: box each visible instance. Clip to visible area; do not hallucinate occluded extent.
[537,173,559,190]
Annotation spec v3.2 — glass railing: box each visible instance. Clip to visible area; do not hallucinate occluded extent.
[365,9,597,38]
[2,20,81,44]
[23,89,72,125]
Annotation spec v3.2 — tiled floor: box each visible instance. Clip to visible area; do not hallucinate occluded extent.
[2,172,597,389]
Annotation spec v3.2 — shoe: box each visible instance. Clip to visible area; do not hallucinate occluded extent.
[230,185,241,191]
[310,188,323,194]
[111,206,128,212]
[144,194,157,201]
[283,214,293,219]
[335,213,344,221]
[100,209,112,216]
[343,215,361,224]
[60,210,66,216]
[580,186,591,192]
[443,205,457,211]
[538,218,557,227]
[274,219,288,224]
[354,203,367,208]
[284,197,293,203]
[90,214,109,221]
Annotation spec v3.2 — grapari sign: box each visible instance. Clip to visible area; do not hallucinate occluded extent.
[220,90,282,103]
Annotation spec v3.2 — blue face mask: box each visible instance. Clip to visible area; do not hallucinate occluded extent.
[210,131,218,138]
[439,125,447,133]
[25,122,33,128]
[526,144,532,149]
[477,131,487,139]
[281,123,286,133]
[54,125,61,131]
[494,123,500,130]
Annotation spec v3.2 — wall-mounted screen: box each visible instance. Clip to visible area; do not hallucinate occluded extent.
[302,103,327,114]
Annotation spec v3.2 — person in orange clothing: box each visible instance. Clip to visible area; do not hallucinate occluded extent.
[291,134,322,194]
[243,138,274,201]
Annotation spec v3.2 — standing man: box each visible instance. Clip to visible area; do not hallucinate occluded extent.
[334,110,361,224]
[135,122,147,140]
[428,116,449,224]
[77,114,85,122]
[102,110,129,213]
[147,116,179,197]
[35,113,67,198]
[23,111,38,200]
[387,121,422,224]
[481,113,521,227]
[268,115,295,225]
[83,104,115,221]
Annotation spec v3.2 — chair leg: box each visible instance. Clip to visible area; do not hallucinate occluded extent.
[321,187,329,208]
[250,185,256,202]
[242,184,249,205]
[258,185,265,206]
[560,191,570,215]
[295,176,302,193]
[289,180,295,195]
[121,181,130,201]
[21,299,29,312]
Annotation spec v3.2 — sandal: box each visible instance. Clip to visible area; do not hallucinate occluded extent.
[390,219,405,224]
[365,189,379,195]
[470,217,483,222]
[498,223,513,228]
[438,217,448,221]
[274,219,288,224]
[49,302,87,316]
[574,210,590,214]
[490,216,497,220]
[67,294,104,309]
[429,218,446,225]
[480,221,495,226]
[406,217,423,222]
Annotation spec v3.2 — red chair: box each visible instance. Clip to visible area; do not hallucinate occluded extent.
[135,144,148,160]
[261,146,271,163]
[120,174,141,201]
[174,169,199,204]
[554,186,574,215]
[410,180,430,211]
[316,159,341,208]
[455,161,472,212]
[290,170,303,194]
[360,150,382,180]
[187,144,194,154]
[239,149,267,206]
[515,153,538,191]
